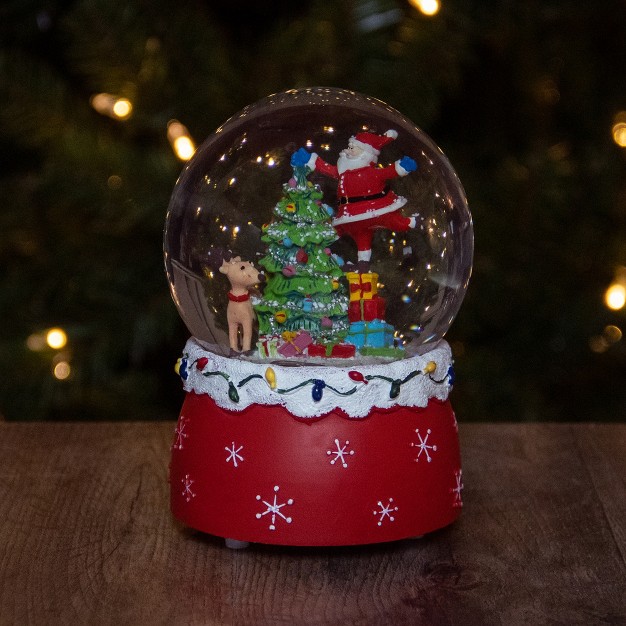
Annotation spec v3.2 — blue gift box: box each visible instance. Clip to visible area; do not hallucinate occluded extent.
[348,321,395,348]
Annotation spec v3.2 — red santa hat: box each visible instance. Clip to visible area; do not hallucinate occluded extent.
[351,129,398,156]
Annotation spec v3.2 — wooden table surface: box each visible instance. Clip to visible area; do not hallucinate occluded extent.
[0,422,624,625]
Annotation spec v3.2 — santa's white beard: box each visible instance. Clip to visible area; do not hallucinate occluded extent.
[337,151,376,174]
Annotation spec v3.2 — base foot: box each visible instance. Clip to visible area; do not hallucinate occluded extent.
[225,538,250,550]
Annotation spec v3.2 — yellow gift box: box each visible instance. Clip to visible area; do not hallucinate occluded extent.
[345,272,379,302]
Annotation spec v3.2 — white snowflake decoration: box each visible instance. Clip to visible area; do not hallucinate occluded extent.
[411,427,438,463]
[450,469,464,508]
[225,442,244,468]
[172,415,189,450]
[181,473,196,502]
[327,439,355,468]
[255,485,294,531]
[373,498,398,526]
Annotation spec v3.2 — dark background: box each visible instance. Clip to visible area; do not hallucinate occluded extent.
[2,0,626,422]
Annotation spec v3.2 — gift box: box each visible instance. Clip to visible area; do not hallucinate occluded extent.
[348,295,386,322]
[348,321,395,349]
[345,272,378,302]
[257,336,280,358]
[277,330,313,357]
[308,342,357,358]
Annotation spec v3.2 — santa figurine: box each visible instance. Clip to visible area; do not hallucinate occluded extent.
[291,130,418,269]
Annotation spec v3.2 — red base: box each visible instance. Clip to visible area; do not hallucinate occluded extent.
[170,393,462,546]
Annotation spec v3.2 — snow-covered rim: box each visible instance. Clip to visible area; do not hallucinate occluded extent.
[178,337,454,419]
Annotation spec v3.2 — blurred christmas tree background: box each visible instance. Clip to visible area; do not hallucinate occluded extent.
[1,0,626,421]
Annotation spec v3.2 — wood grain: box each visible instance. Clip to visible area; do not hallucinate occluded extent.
[0,422,624,625]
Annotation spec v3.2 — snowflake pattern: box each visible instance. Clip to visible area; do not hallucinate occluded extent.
[327,439,355,468]
[373,498,398,526]
[181,474,196,502]
[255,485,294,531]
[450,469,464,508]
[225,442,244,468]
[411,428,438,462]
[172,415,189,450]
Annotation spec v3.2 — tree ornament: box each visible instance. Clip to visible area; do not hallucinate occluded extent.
[285,203,296,213]
[424,361,437,374]
[283,237,293,247]
[312,379,326,402]
[228,381,240,403]
[196,357,209,370]
[296,248,308,264]
[265,367,276,389]
[274,310,287,324]
[282,265,296,277]
[390,380,401,399]
[321,316,333,328]
[348,370,367,384]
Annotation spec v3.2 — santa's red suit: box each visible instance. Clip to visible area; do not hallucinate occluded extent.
[305,130,415,259]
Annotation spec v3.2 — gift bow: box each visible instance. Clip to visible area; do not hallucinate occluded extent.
[350,282,372,294]
[281,331,303,352]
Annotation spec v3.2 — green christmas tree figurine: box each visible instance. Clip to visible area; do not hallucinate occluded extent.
[254,164,349,351]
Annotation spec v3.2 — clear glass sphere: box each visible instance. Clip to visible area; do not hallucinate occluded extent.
[164,87,473,360]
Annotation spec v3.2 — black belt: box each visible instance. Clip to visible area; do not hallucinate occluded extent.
[339,186,390,205]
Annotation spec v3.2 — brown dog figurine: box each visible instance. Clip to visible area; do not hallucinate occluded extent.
[218,257,263,353]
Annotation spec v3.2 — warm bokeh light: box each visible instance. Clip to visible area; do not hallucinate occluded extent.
[612,122,626,147]
[174,136,195,161]
[53,361,71,380]
[26,333,46,351]
[409,0,441,16]
[46,328,68,349]
[112,98,133,120]
[168,120,196,161]
[603,324,622,343]
[605,283,626,310]
[90,93,133,120]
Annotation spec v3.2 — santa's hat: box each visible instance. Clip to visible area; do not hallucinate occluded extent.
[351,129,398,156]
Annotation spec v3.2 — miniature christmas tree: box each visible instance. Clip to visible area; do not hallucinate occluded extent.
[254,165,349,344]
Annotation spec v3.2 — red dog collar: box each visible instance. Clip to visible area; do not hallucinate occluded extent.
[228,291,250,303]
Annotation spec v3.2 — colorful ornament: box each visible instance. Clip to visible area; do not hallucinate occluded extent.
[312,379,326,401]
[348,370,367,384]
[302,297,313,313]
[332,279,340,290]
[332,254,345,267]
[282,265,296,277]
[285,202,296,213]
[321,316,333,328]
[274,310,287,324]
[265,367,276,389]
[283,237,293,247]
[424,361,437,374]
[296,248,308,264]
[175,356,189,380]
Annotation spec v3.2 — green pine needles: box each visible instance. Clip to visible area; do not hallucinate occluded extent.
[254,165,349,341]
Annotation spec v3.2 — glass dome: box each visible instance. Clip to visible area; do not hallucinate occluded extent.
[164,87,473,361]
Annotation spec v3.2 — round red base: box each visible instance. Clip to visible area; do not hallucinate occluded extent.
[170,393,462,546]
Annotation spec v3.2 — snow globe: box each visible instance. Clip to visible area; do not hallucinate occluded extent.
[164,87,473,547]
